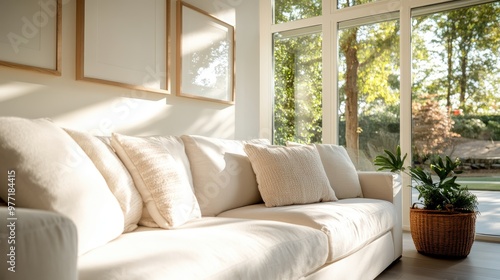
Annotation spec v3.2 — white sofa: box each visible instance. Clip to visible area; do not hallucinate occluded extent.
[0,117,402,280]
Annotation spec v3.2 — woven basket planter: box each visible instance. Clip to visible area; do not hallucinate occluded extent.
[410,207,476,258]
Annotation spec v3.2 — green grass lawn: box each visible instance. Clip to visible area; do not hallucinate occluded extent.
[457,176,500,191]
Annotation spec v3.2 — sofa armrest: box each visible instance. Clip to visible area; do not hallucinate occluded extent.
[0,207,78,280]
[358,171,403,258]
[357,171,401,203]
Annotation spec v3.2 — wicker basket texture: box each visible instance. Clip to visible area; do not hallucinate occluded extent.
[410,208,476,258]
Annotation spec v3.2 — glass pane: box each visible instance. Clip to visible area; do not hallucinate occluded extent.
[412,2,500,236]
[338,18,400,170]
[273,28,322,145]
[273,0,321,24]
[337,0,378,10]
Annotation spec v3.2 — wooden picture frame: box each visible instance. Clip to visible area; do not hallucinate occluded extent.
[0,0,62,75]
[76,0,170,94]
[177,1,235,104]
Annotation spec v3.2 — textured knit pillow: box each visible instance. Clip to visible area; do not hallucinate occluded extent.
[111,133,201,229]
[0,117,124,255]
[64,129,143,232]
[314,144,363,199]
[244,144,337,207]
[180,135,266,216]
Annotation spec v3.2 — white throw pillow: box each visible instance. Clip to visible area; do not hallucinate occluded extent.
[95,136,157,228]
[244,143,338,207]
[314,144,363,199]
[0,117,124,255]
[64,129,143,232]
[180,135,266,216]
[111,133,201,228]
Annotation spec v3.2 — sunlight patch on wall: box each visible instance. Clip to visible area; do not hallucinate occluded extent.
[0,81,45,102]
[53,97,167,136]
[189,105,235,138]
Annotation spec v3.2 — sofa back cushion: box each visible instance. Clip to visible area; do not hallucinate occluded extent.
[64,129,143,232]
[0,117,124,255]
[181,135,267,216]
[244,143,338,207]
[111,133,201,228]
[287,142,363,199]
[313,144,363,199]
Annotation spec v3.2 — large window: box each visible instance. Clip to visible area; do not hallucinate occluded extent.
[338,17,400,169]
[411,1,500,236]
[262,0,500,239]
[273,28,322,145]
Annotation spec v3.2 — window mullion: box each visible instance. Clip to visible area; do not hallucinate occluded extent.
[400,0,412,232]
[270,16,323,34]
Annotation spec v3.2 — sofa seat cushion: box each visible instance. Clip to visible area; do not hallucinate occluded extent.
[78,218,328,280]
[218,198,395,262]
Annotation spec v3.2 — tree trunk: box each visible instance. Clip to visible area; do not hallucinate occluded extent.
[445,24,454,109]
[459,47,468,111]
[341,28,360,163]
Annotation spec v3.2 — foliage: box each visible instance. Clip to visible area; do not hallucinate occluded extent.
[337,0,377,9]
[487,121,500,140]
[452,115,500,140]
[373,145,406,173]
[452,118,486,139]
[412,2,500,114]
[274,0,321,24]
[412,95,459,157]
[273,32,323,145]
[374,146,479,213]
[339,111,400,167]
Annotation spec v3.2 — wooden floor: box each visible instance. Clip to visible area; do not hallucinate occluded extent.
[376,232,500,280]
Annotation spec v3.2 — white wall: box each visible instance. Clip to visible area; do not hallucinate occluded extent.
[0,0,260,140]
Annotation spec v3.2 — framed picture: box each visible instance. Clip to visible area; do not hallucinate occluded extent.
[76,0,170,94]
[0,0,62,75]
[177,2,235,104]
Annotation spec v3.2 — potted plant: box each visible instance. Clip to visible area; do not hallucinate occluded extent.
[374,146,479,258]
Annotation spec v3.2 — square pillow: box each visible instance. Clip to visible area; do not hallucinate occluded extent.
[181,135,266,216]
[111,133,201,228]
[244,143,337,207]
[0,117,124,255]
[64,129,143,232]
[314,144,363,199]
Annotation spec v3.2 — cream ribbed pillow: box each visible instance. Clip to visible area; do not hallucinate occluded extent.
[111,133,201,229]
[64,129,143,232]
[244,144,337,207]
